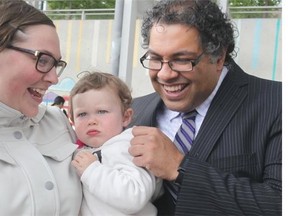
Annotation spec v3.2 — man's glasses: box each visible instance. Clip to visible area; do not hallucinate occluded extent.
[7,45,67,77]
[140,52,204,73]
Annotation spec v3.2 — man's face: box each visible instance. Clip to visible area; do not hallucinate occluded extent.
[147,24,225,112]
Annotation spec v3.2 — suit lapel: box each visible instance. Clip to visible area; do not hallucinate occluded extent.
[131,92,163,127]
[190,62,249,161]
[149,96,163,126]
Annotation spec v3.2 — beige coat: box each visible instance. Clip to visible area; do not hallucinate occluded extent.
[0,102,82,216]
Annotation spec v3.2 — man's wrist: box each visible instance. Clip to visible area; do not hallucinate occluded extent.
[174,154,189,186]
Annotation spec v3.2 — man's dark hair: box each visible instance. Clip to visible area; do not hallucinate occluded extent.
[141,0,237,63]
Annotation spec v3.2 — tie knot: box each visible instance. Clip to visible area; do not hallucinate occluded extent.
[182,110,197,120]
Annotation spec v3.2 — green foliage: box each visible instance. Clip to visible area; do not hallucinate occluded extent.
[229,0,281,6]
[47,0,116,20]
[46,0,281,20]
[229,0,281,18]
[48,0,115,10]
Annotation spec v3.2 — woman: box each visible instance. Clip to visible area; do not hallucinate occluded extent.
[0,0,82,215]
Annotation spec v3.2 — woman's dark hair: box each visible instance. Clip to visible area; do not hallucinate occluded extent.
[141,0,237,63]
[0,0,55,51]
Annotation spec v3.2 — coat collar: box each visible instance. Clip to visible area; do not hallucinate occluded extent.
[0,102,46,128]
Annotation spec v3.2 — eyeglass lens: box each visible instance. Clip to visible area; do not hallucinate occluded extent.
[36,53,65,76]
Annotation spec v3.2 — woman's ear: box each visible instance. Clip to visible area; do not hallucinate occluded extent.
[123,108,133,127]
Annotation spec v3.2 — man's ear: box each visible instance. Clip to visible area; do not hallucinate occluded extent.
[216,50,227,71]
[123,108,133,127]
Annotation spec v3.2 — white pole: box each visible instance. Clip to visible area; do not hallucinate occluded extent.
[218,0,229,14]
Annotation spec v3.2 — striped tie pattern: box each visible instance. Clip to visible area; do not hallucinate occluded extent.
[165,110,197,204]
[174,110,197,154]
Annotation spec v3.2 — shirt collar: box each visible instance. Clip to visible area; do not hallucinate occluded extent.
[196,66,228,117]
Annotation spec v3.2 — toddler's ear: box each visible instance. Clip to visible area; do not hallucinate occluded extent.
[123,108,134,127]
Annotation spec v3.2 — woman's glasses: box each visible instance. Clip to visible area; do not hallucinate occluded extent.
[7,45,67,77]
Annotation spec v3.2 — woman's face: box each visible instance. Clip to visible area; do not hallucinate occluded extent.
[0,25,62,117]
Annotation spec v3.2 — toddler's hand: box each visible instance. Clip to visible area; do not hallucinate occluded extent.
[71,150,97,176]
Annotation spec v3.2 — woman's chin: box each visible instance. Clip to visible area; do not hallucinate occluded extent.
[22,106,39,118]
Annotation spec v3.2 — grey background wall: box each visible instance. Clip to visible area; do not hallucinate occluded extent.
[44,18,282,103]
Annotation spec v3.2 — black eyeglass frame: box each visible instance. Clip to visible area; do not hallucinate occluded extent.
[7,45,67,77]
[140,51,205,73]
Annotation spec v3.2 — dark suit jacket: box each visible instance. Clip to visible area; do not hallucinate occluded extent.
[129,60,282,215]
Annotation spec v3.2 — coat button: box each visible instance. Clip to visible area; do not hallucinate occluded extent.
[13,131,22,139]
[45,181,54,190]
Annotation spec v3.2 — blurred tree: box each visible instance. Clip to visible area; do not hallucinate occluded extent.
[46,0,281,19]
[47,0,116,19]
[229,0,281,6]
[229,0,281,18]
[48,0,115,9]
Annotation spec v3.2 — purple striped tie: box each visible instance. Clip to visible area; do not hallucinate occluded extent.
[174,110,197,154]
[165,110,197,204]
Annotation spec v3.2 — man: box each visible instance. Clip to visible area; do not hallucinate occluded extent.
[128,0,282,215]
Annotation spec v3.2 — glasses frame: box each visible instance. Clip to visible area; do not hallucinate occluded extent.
[140,51,205,73]
[7,45,67,77]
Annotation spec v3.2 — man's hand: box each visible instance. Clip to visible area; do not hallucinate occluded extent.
[71,150,98,177]
[129,126,184,181]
